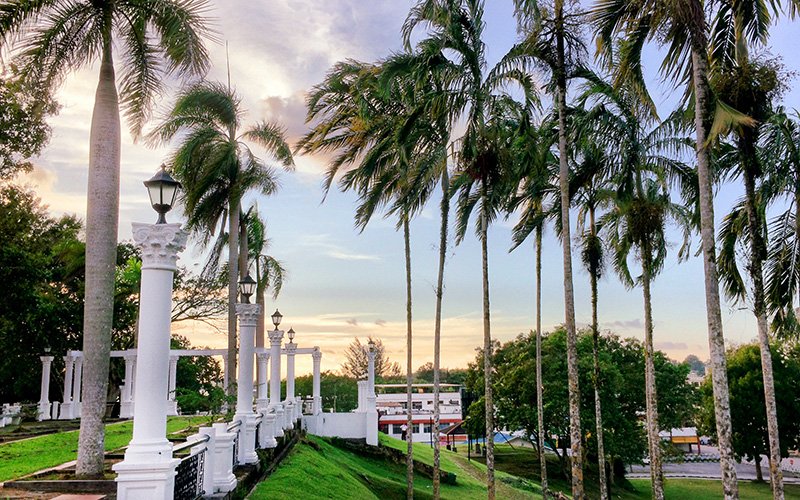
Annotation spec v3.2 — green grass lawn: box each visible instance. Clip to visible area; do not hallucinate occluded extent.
[0,416,214,482]
[250,434,541,499]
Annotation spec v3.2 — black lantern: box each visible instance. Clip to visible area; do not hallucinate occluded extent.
[238,274,257,303]
[367,339,376,353]
[271,309,283,329]
[287,327,295,343]
[144,165,181,224]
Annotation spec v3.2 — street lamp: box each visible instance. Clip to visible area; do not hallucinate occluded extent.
[238,274,257,303]
[43,346,51,354]
[287,327,295,344]
[143,164,181,224]
[367,339,376,353]
[271,309,283,330]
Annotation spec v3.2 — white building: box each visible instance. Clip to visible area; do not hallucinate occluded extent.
[376,383,464,444]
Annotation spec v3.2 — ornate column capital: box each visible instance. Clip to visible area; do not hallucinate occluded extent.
[235,303,262,327]
[256,352,270,362]
[312,349,322,362]
[132,222,188,271]
[267,329,284,346]
[40,355,54,364]
[285,343,297,355]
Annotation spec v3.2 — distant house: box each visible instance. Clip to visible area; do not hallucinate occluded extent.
[660,427,702,453]
[376,383,463,444]
[686,370,705,385]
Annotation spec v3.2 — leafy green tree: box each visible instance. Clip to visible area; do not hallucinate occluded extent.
[0,0,214,476]
[295,371,359,413]
[684,355,706,376]
[0,72,57,178]
[699,344,800,482]
[414,363,468,385]
[170,335,224,414]
[340,337,401,380]
[150,81,294,394]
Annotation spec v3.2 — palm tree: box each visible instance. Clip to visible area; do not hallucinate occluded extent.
[580,73,692,500]
[592,2,800,496]
[711,57,786,498]
[298,58,445,498]
[0,0,213,476]
[149,81,294,394]
[404,2,538,496]
[509,119,557,498]
[512,3,589,494]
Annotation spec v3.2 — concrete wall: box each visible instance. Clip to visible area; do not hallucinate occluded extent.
[304,412,367,439]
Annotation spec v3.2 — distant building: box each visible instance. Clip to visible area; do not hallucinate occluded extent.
[376,383,463,444]
[660,427,702,453]
[686,370,705,385]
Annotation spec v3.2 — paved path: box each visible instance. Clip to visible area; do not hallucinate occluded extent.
[629,461,800,483]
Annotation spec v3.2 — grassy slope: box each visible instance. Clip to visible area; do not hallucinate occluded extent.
[479,444,800,500]
[250,434,541,499]
[0,416,213,482]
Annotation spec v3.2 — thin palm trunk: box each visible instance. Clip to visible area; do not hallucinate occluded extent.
[589,208,608,500]
[76,37,120,477]
[432,167,449,499]
[690,41,739,499]
[256,258,265,375]
[239,208,249,279]
[404,214,414,500]
[480,184,495,500]
[641,243,664,500]
[227,195,240,399]
[555,2,584,496]
[535,224,548,498]
[742,165,784,499]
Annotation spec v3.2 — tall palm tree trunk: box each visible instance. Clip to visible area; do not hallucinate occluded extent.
[255,259,266,381]
[432,167,450,499]
[76,37,120,478]
[555,2,584,496]
[690,41,739,500]
[641,245,664,500]
[404,214,414,500]
[589,208,608,500]
[742,166,784,499]
[480,184,495,500]
[535,224,548,498]
[227,195,240,399]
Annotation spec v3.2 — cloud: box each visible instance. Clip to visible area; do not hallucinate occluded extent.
[298,233,381,261]
[346,318,358,326]
[605,318,645,330]
[656,341,689,351]
[375,319,387,327]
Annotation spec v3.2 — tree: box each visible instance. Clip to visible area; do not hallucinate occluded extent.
[404,3,538,496]
[684,355,706,375]
[414,363,468,385]
[340,337,401,380]
[170,335,225,414]
[509,118,558,497]
[171,267,227,328]
[699,344,800,482]
[295,371,359,413]
[592,2,800,497]
[513,2,590,495]
[0,0,213,476]
[150,81,294,394]
[0,71,57,179]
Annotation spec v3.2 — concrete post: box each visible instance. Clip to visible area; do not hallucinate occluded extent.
[113,222,186,500]
[211,422,237,493]
[196,427,216,496]
[356,380,366,412]
[167,355,178,416]
[256,352,269,411]
[234,302,260,465]
[38,355,54,421]
[59,352,74,419]
[72,354,83,418]
[120,353,135,418]
[268,328,284,438]
[285,342,297,426]
[312,349,322,415]
[366,346,378,446]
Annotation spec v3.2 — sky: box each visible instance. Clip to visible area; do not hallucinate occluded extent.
[18,1,800,377]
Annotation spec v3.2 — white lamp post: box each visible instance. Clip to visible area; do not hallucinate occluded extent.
[285,328,297,427]
[365,340,378,446]
[268,310,284,438]
[113,167,187,499]
[234,275,260,464]
[312,348,322,415]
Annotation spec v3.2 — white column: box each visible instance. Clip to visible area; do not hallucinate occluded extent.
[59,352,74,419]
[120,354,135,418]
[72,354,83,418]
[234,302,260,465]
[285,342,297,426]
[113,222,186,500]
[221,358,229,414]
[38,356,54,421]
[166,355,178,416]
[268,328,284,438]
[366,346,378,446]
[312,349,322,415]
[256,352,269,411]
